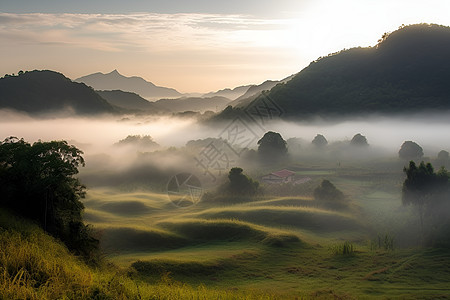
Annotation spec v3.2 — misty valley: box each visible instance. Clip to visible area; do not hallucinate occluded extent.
[2,23,450,299]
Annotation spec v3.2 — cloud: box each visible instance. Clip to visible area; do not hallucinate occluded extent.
[0,12,292,53]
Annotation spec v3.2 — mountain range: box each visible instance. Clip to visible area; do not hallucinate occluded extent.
[75,70,182,100]
[0,70,115,115]
[96,90,164,113]
[2,24,450,118]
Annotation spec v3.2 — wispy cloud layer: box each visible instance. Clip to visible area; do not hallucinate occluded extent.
[1,0,450,92]
[0,12,290,52]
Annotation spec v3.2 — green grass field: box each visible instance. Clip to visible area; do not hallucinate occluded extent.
[77,160,450,299]
[2,160,450,299]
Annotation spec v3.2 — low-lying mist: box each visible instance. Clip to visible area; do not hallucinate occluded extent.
[2,110,450,156]
[3,109,449,248]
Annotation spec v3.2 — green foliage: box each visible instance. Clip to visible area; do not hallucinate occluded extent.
[330,241,355,255]
[0,209,277,299]
[0,137,98,260]
[257,131,287,160]
[314,180,345,202]
[221,167,259,197]
[402,161,450,245]
[369,233,395,251]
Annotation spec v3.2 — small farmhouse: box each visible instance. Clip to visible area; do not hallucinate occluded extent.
[261,169,296,184]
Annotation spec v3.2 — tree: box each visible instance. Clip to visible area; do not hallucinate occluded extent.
[0,137,98,260]
[402,161,449,244]
[438,150,449,161]
[257,131,287,159]
[312,134,328,148]
[314,179,345,202]
[350,133,369,146]
[226,167,259,196]
[399,141,423,160]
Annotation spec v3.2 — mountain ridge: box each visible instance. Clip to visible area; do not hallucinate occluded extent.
[75,70,182,99]
[0,70,116,115]
[226,24,450,119]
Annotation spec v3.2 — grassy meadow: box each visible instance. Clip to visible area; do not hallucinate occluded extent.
[2,157,450,299]
[76,160,450,299]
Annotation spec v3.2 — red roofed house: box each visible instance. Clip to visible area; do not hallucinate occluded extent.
[262,169,296,184]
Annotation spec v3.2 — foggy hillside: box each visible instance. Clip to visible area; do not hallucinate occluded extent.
[225,24,450,119]
[97,90,166,113]
[202,85,252,100]
[0,70,116,115]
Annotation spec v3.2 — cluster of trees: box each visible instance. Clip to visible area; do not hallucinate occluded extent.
[203,167,260,203]
[257,131,288,161]
[0,137,98,261]
[115,135,160,150]
[402,161,450,246]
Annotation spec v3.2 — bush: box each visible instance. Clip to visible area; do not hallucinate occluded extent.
[330,241,355,255]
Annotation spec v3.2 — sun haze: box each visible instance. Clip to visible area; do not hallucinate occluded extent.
[1,0,450,92]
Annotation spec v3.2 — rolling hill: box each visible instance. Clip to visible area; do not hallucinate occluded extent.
[227,24,450,119]
[76,70,182,99]
[0,70,116,115]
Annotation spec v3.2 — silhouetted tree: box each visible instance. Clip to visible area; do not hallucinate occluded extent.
[314,180,345,202]
[399,141,424,160]
[257,131,287,160]
[350,133,369,146]
[226,167,259,196]
[402,161,450,244]
[312,134,328,148]
[438,150,449,160]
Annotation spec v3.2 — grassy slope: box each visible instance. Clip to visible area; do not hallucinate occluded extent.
[81,170,450,299]
[0,209,278,299]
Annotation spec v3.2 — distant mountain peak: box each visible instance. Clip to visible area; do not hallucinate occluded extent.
[75,71,182,99]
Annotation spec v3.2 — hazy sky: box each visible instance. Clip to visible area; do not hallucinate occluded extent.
[1,0,450,93]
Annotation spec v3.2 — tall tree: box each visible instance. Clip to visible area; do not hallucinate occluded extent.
[257,131,287,160]
[402,161,449,244]
[311,134,328,148]
[226,167,259,196]
[0,137,98,260]
[399,141,424,160]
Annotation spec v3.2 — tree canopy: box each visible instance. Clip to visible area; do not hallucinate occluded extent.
[226,167,259,196]
[0,137,98,260]
[399,141,424,160]
[402,161,450,245]
[350,133,369,146]
[311,134,328,148]
[257,131,287,160]
[314,180,345,202]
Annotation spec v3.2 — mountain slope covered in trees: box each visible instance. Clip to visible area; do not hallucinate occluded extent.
[97,90,166,113]
[0,70,116,115]
[232,24,450,118]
